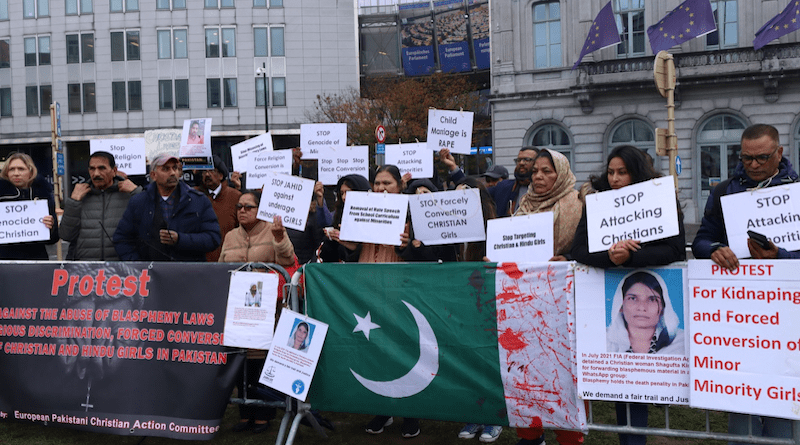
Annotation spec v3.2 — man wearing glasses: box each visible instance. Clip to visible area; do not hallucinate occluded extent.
[489,146,539,217]
[693,124,800,269]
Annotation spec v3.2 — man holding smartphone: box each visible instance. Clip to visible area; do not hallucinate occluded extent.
[692,124,800,270]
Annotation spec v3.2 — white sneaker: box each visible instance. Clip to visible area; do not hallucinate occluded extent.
[459,423,483,439]
[479,425,503,443]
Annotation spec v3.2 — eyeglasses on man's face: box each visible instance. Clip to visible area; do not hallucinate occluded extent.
[740,145,779,165]
[514,157,535,165]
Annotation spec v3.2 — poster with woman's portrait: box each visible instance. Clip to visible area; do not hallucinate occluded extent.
[575,264,690,404]
[222,271,278,350]
[287,318,316,353]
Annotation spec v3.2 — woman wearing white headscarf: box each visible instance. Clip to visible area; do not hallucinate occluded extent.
[607,270,684,355]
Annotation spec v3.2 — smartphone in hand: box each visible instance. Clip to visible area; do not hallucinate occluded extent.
[747,230,772,249]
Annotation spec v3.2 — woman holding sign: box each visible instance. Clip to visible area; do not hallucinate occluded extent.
[219,189,297,434]
[571,145,685,445]
[0,152,58,259]
[512,149,584,445]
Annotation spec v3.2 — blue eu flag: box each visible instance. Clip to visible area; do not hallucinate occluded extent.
[646,0,716,54]
[572,1,621,70]
[754,0,800,50]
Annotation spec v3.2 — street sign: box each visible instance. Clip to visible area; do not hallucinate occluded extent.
[375,125,386,143]
[55,102,61,138]
[376,143,385,154]
[675,155,682,176]
[56,152,65,176]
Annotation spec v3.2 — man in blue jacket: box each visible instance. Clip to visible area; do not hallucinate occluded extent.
[114,154,221,261]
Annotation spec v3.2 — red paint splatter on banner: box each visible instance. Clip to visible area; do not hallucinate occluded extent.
[499,262,523,279]
[499,328,528,351]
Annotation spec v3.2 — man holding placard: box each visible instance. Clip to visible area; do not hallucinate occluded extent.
[692,124,798,443]
[693,124,800,269]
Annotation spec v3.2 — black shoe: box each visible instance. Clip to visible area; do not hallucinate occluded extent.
[365,415,393,434]
[300,410,335,431]
[252,421,270,434]
[401,418,420,438]
[516,434,546,445]
[232,419,253,432]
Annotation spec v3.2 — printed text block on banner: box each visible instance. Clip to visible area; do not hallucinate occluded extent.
[486,212,553,263]
[300,123,347,160]
[720,182,800,259]
[339,191,409,246]
[426,109,474,155]
[384,143,432,179]
[688,259,800,419]
[408,189,485,245]
[585,177,679,253]
[317,145,369,186]
[247,149,292,190]
[257,172,315,231]
[260,309,328,402]
[0,200,51,244]
[575,265,690,404]
[90,138,146,175]
[231,133,273,173]
[223,271,279,349]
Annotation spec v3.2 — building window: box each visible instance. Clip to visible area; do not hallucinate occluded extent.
[0,0,9,20]
[254,0,265,6]
[158,79,189,109]
[205,27,236,58]
[706,0,737,48]
[609,119,655,159]
[532,1,561,69]
[66,0,92,14]
[271,27,284,56]
[272,77,285,107]
[205,0,233,7]
[111,0,138,11]
[270,0,282,6]
[112,80,141,111]
[255,26,284,57]
[0,88,10,116]
[24,36,50,66]
[111,30,140,61]
[614,0,645,58]
[254,28,268,57]
[207,78,237,108]
[68,83,95,113]
[24,0,49,18]
[0,40,9,68]
[156,0,184,10]
[26,85,51,116]
[67,33,94,64]
[697,114,746,204]
[527,123,572,165]
[158,29,187,59]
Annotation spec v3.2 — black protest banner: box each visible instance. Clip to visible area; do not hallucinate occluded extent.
[0,262,244,440]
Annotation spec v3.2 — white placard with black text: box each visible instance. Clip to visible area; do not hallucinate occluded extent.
[486,212,554,263]
[426,109,474,155]
[408,189,485,245]
[339,191,409,246]
[317,145,369,185]
[257,172,315,231]
[0,200,51,244]
[720,182,800,258]
[300,123,347,160]
[230,133,274,173]
[90,138,147,175]
[384,143,432,179]
[222,271,279,350]
[584,178,679,253]
[247,149,293,190]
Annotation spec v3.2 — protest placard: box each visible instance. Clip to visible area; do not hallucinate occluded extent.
[575,265,690,404]
[688,259,800,418]
[230,133,274,173]
[90,138,146,175]
[339,191,409,246]
[260,309,328,402]
[300,123,347,159]
[408,189,484,245]
[426,109,474,155]
[247,149,293,189]
[720,182,800,258]
[144,129,181,161]
[584,177,679,253]
[486,212,553,263]
[257,172,315,231]
[384,143,432,178]
[179,118,213,170]
[0,200,51,244]
[317,145,369,185]
[223,271,279,350]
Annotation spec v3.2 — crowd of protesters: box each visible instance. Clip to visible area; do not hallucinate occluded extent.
[0,122,791,444]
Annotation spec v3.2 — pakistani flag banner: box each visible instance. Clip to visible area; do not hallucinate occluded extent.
[304,262,585,430]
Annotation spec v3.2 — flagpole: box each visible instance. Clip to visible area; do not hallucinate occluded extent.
[654,51,678,188]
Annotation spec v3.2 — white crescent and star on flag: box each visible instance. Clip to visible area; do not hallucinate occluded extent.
[349,301,439,398]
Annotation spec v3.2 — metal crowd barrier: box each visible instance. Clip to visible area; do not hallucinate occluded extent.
[226,263,327,445]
